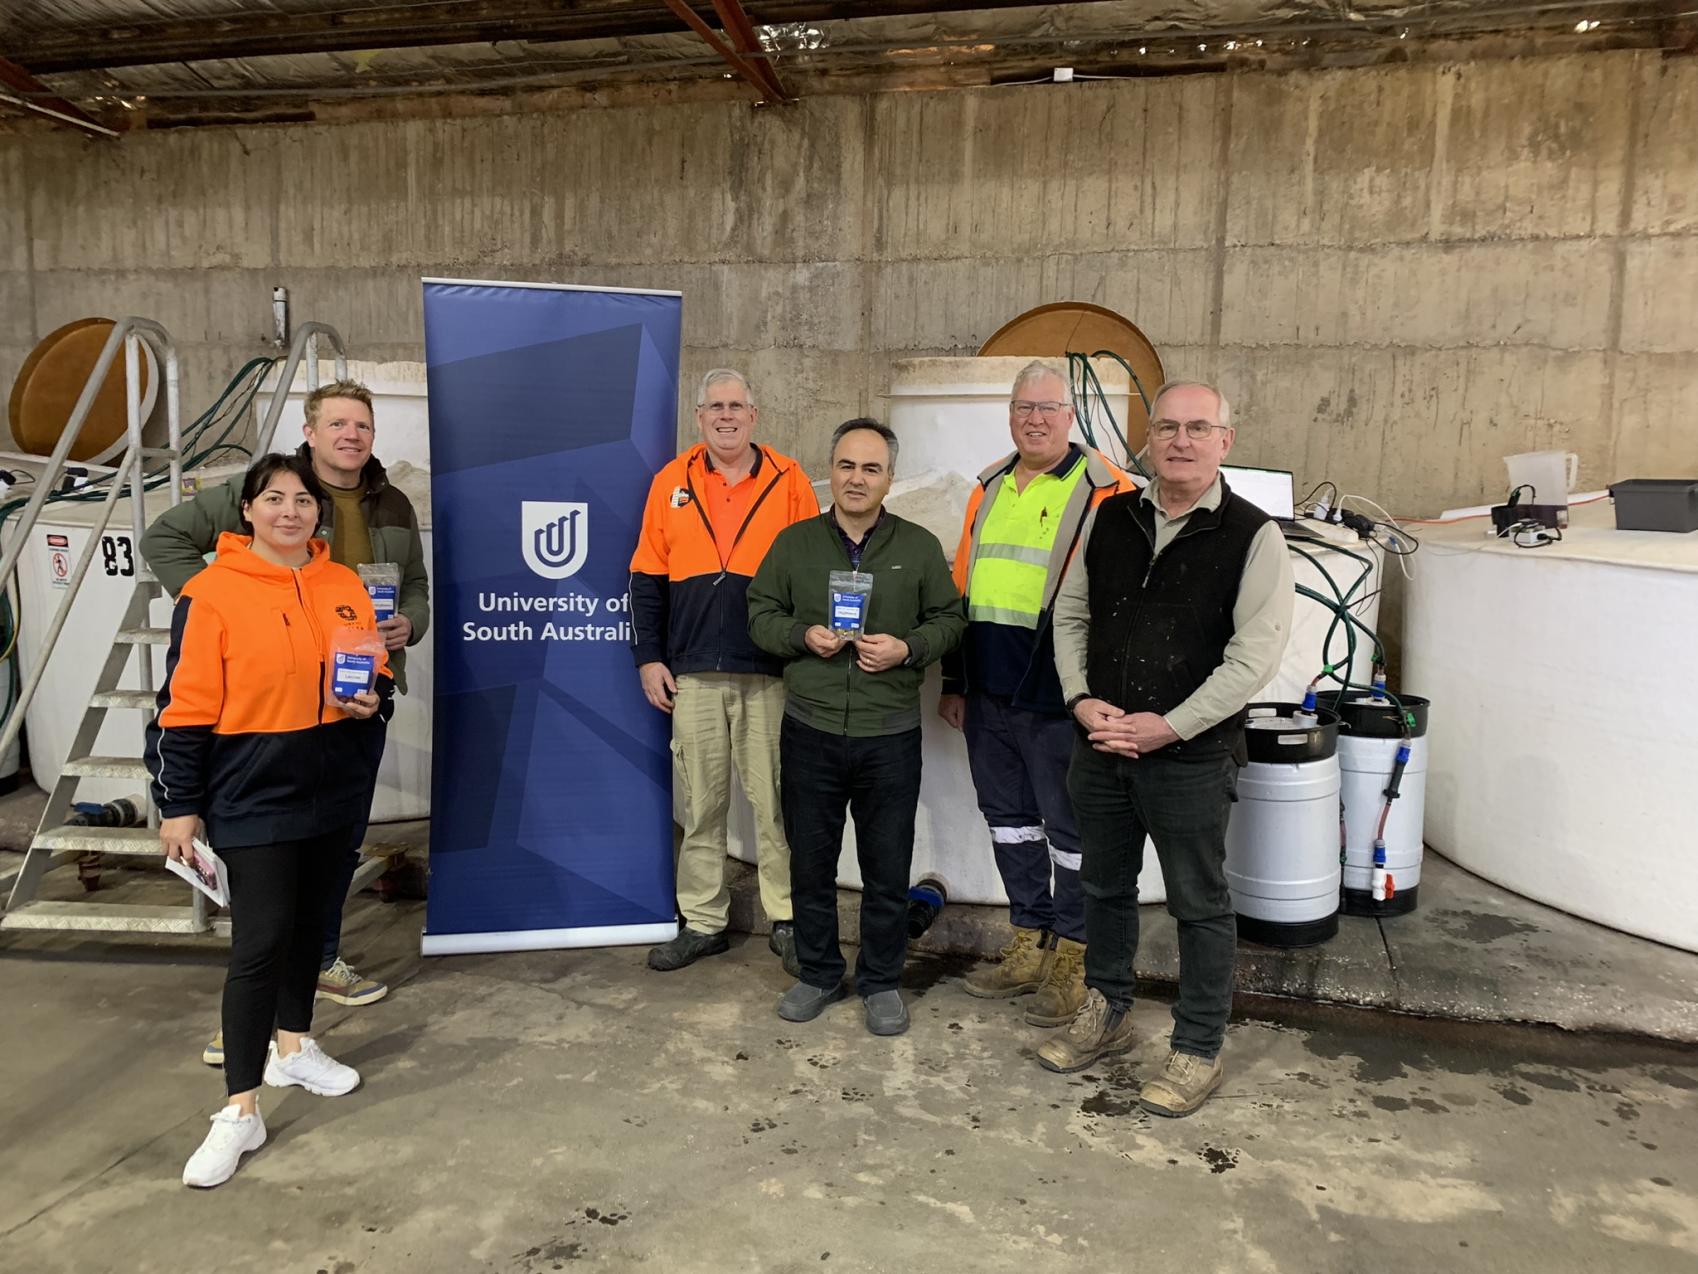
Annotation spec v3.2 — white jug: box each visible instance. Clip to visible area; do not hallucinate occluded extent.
[1504,450,1579,505]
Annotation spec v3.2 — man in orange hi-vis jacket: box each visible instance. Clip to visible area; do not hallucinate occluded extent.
[629,369,819,976]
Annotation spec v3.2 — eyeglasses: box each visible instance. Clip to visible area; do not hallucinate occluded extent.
[700,400,752,415]
[1150,420,1230,441]
[1010,400,1069,420]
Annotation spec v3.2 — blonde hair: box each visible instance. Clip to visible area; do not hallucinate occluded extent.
[304,379,375,428]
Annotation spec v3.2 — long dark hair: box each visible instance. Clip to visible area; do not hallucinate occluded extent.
[238,453,326,534]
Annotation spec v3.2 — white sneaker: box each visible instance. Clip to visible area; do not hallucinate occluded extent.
[183,1104,266,1188]
[264,1038,361,1096]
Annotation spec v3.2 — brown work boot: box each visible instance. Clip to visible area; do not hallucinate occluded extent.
[963,926,1053,999]
[1035,988,1135,1073]
[1139,1050,1225,1117]
[1024,936,1087,1027]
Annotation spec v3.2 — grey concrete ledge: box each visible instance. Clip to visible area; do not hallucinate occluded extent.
[727,851,1698,1045]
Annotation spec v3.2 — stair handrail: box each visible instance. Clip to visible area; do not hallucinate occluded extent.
[0,317,183,761]
[255,322,349,457]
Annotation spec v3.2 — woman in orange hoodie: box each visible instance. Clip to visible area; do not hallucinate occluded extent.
[144,453,393,1188]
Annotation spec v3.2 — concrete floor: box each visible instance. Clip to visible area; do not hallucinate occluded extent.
[3,889,1696,1274]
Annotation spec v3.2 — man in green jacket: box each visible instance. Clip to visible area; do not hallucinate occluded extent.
[747,418,965,1038]
[141,380,430,1060]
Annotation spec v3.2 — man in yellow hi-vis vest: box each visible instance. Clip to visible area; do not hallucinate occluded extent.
[940,361,1135,1033]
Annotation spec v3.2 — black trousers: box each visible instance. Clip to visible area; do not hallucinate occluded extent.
[1067,742,1238,1059]
[780,716,922,997]
[221,825,356,1095]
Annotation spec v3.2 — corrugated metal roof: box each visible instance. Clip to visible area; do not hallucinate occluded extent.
[2,2,1685,127]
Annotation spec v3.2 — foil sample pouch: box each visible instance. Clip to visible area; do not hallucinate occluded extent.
[358,562,402,622]
[828,570,874,641]
[330,625,384,701]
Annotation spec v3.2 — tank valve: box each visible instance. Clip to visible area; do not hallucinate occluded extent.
[1371,838,1393,901]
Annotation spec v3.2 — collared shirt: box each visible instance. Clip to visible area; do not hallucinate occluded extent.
[701,447,767,564]
[830,506,886,570]
[1052,474,1294,741]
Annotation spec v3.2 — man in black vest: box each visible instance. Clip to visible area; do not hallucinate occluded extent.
[1038,381,1293,1117]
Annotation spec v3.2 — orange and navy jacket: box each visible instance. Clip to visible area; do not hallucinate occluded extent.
[144,533,394,850]
[629,443,818,677]
[942,445,1136,713]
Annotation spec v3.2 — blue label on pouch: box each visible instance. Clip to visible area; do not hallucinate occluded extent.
[830,591,867,630]
[368,583,397,621]
[332,651,376,698]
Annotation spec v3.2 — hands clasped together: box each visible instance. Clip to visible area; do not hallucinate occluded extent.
[1070,698,1179,758]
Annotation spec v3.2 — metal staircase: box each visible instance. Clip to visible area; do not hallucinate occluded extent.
[0,319,388,936]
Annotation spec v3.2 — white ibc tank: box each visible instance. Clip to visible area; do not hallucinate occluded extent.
[1225,704,1343,947]
[1337,694,1429,917]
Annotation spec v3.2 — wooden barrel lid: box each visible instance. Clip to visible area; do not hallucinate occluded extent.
[8,318,154,462]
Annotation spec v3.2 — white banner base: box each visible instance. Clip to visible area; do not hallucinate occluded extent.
[421,922,679,957]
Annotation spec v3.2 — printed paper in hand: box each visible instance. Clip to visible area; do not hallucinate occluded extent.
[164,838,230,907]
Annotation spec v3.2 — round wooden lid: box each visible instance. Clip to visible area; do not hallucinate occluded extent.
[8,318,154,462]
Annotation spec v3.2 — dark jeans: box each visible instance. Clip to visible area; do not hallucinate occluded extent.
[1068,741,1238,1059]
[222,825,355,1094]
[780,716,922,997]
[963,693,1085,943]
[319,819,368,971]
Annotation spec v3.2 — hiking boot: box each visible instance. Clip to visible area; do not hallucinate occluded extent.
[777,980,848,1022]
[1139,1050,1225,1118]
[1035,988,1135,1073]
[646,927,730,972]
[1024,936,1087,1028]
[317,958,389,1007]
[768,923,802,979]
[963,926,1052,999]
[863,990,909,1037]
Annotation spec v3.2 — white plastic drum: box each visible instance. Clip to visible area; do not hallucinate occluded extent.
[1337,694,1429,917]
[1225,705,1342,947]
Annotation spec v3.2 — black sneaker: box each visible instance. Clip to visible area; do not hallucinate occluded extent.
[646,927,730,972]
[768,923,801,979]
[777,980,848,1022]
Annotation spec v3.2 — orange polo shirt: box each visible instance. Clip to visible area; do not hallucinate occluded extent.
[702,450,769,566]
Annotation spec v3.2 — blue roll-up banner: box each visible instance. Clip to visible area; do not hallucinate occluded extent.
[420,278,682,955]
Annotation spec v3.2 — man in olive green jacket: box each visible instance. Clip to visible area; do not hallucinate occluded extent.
[140,380,429,1057]
[747,418,965,1039]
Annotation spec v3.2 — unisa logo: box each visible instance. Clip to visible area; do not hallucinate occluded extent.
[521,502,590,580]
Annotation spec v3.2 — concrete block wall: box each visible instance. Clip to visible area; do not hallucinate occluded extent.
[2,49,1695,520]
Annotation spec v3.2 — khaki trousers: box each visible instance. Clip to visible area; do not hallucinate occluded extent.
[671,672,792,933]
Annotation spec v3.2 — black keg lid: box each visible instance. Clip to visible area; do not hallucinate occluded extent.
[1336,694,1429,739]
[1243,703,1338,763]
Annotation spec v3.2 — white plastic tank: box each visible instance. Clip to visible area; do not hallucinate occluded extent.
[1225,704,1343,947]
[1337,693,1430,916]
